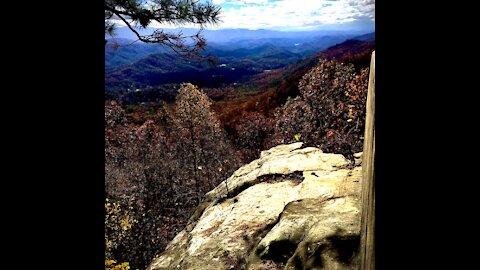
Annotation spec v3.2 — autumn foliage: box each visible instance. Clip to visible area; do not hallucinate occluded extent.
[105,84,239,269]
[272,59,369,160]
[105,56,371,269]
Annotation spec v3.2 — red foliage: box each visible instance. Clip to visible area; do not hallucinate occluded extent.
[210,40,374,134]
[272,59,370,160]
[233,112,275,162]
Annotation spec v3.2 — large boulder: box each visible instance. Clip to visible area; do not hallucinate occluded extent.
[147,143,363,270]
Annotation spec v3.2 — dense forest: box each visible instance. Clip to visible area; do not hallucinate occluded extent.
[105,36,374,269]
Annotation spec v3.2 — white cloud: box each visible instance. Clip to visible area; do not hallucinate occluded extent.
[111,0,375,31]
[216,0,269,6]
[211,0,374,30]
[243,0,269,4]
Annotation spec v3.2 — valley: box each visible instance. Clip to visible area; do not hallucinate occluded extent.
[105,30,375,131]
[105,26,375,270]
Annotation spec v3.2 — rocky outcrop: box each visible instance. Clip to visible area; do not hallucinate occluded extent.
[147,142,363,270]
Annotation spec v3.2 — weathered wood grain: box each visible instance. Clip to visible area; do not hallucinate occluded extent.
[359,51,375,270]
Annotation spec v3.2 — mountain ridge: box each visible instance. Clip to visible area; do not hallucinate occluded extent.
[108,26,373,44]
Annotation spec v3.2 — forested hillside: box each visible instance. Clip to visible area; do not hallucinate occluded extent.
[105,34,373,268]
[105,32,374,102]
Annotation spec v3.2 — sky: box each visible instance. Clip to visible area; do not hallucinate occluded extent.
[112,0,375,32]
[209,0,375,31]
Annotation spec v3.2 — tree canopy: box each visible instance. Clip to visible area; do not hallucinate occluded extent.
[105,0,221,58]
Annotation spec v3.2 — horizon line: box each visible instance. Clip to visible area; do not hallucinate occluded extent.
[114,25,375,33]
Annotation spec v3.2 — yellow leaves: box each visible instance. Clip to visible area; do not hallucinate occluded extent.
[105,260,116,266]
[120,219,130,232]
[105,260,130,270]
[294,134,301,141]
[106,198,138,256]
[120,217,136,232]
[105,199,123,216]
[116,262,130,270]
[347,106,354,123]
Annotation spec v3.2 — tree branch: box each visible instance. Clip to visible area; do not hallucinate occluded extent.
[105,0,220,61]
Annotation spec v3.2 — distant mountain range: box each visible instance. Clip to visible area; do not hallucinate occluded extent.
[349,32,375,41]
[105,41,170,68]
[105,27,373,67]
[108,27,371,44]
[210,36,376,126]
[105,30,375,102]
[105,43,304,91]
[105,28,374,68]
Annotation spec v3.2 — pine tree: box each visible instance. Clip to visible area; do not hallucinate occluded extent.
[105,0,221,59]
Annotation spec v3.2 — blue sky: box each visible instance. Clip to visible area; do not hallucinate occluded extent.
[209,0,375,31]
[114,0,375,32]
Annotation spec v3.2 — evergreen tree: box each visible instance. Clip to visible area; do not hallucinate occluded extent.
[105,0,221,58]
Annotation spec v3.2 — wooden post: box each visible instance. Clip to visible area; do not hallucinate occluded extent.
[359,51,375,270]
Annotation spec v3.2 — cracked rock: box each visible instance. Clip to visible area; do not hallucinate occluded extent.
[147,143,362,270]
